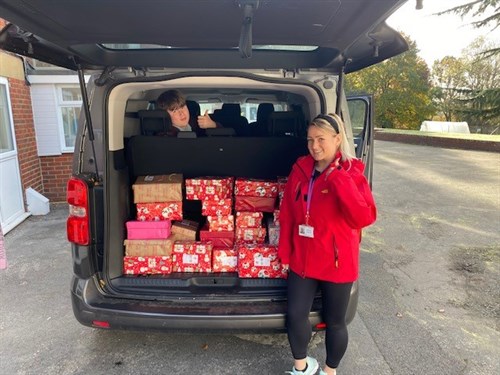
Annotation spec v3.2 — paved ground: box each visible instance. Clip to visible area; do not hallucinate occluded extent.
[0,141,499,374]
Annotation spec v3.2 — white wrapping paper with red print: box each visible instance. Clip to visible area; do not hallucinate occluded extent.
[267,219,280,246]
[237,244,287,278]
[234,196,276,213]
[171,241,212,272]
[123,256,172,275]
[185,177,233,200]
[212,248,238,272]
[273,209,280,225]
[132,174,183,203]
[234,178,279,198]
[235,211,263,228]
[277,176,288,200]
[235,226,266,243]
[200,226,235,248]
[201,198,233,216]
[136,202,182,221]
[207,215,234,232]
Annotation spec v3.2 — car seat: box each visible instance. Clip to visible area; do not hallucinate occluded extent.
[249,103,274,136]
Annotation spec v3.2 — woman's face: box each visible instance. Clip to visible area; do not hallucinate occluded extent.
[307,125,341,164]
[167,104,190,127]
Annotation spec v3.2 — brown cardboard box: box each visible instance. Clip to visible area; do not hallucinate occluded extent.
[132,174,183,203]
[124,237,176,256]
[171,219,199,240]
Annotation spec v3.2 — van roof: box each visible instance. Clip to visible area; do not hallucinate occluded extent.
[0,0,409,73]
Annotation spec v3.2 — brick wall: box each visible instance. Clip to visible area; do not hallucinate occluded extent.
[9,77,44,199]
[40,154,73,202]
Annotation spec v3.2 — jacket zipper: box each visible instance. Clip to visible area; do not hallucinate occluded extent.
[334,243,339,269]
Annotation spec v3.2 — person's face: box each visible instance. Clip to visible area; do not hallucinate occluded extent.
[307,125,341,164]
[167,104,190,127]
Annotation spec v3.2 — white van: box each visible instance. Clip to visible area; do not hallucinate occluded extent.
[0,0,409,332]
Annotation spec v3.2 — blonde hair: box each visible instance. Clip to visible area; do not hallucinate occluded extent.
[309,113,355,162]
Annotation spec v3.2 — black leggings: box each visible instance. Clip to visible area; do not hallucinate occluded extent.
[286,270,353,369]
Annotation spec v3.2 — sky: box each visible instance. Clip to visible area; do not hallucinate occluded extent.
[386,0,498,67]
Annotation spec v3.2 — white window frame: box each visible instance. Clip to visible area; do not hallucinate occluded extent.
[0,77,17,159]
[55,85,82,153]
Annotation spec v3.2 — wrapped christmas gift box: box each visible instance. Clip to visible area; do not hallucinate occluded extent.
[273,209,280,225]
[171,241,212,272]
[235,226,266,243]
[133,174,183,203]
[234,178,278,198]
[123,255,172,275]
[237,244,287,279]
[171,219,199,240]
[126,220,171,240]
[267,218,280,246]
[207,215,234,232]
[234,195,276,213]
[212,248,238,273]
[235,211,263,228]
[277,176,288,200]
[200,225,235,248]
[185,177,233,201]
[201,198,233,216]
[124,238,175,256]
[136,202,182,221]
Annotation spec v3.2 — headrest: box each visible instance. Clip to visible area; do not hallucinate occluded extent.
[221,103,241,117]
[257,103,274,122]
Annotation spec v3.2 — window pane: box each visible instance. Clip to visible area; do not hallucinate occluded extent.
[348,99,367,137]
[61,88,82,102]
[0,85,15,154]
[61,106,80,148]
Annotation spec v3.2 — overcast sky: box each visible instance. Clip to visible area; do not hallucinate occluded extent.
[387,0,498,67]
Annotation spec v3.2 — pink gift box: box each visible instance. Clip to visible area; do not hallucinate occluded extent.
[126,220,171,240]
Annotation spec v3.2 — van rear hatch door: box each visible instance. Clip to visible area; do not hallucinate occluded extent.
[0,0,408,72]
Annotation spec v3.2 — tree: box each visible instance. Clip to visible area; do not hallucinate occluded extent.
[437,0,500,132]
[431,56,467,121]
[346,36,434,129]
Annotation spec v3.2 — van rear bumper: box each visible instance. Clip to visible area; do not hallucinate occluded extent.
[71,276,327,333]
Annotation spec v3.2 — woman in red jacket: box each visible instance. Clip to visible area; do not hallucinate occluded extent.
[279,113,377,375]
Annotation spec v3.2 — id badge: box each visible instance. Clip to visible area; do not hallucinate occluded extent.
[298,224,314,238]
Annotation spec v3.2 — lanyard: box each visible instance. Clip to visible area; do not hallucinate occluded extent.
[305,168,316,225]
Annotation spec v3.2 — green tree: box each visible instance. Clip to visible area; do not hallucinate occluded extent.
[346,36,434,129]
[438,1,500,132]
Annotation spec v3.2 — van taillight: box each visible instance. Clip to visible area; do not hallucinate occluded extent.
[67,178,90,245]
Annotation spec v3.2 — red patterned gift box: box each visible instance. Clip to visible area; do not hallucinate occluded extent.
[212,248,238,272]
[123,256,172,275]
[235,211,263,228]
[234,178,278,198]
[200,225,235,248]
[185,177,233,201]
[136,202,182,221]
[207,215,234,232]
[201,198,233,216]
[234,196,276,213]
[237,244,287,279]
[235,226,267,243]
[273,209,280,225]
[133,174,183,203]
[171,241,212,272]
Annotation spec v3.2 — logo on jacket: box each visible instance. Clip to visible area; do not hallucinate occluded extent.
[321,189,329,194]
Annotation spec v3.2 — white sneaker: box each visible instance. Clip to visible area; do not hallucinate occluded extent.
[285,356,319,375]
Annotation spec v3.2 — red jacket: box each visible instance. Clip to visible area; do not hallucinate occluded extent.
[278,154,376,283]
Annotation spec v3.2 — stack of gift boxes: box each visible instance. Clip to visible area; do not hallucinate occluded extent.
[122,174,288,278]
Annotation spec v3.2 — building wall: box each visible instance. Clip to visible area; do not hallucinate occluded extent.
[40,155,72,202]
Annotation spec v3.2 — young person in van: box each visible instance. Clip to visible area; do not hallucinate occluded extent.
[278,113,377,375]
[157,89,220,136]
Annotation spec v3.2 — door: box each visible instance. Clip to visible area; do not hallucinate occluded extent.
[347,94,374,184]
[0,77,28,234]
